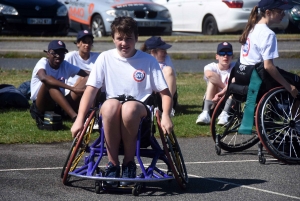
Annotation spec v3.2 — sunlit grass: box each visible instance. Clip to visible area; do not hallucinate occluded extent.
[0,69,210,144]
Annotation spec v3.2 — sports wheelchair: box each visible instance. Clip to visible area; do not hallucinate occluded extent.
[210,65,300,165]
[61,95,188,196]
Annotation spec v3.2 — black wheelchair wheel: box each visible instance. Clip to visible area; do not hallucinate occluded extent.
[156,112,188,189]
[62,109,96,184]
[256,87,300,164]
[211,96,259,153]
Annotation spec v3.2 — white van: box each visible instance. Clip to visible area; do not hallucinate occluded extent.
[152,0,289,35]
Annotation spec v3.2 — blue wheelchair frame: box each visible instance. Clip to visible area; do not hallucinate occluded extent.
[61,104,188,195]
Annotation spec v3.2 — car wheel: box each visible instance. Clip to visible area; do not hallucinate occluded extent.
[91,14,106,37]
[202,16,218,35]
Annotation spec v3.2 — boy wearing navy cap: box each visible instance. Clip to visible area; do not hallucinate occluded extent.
[30,40,89,128]
[64,30,99,97]
[196,42,235,125]
[141,36,177,116]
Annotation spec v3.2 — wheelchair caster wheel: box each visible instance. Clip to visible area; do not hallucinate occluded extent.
[95,181,104,194]
[215,145,221,155]
[132,184,142,196]
[259,155,266,164]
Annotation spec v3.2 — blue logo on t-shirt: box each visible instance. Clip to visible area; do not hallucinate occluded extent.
[242,38,250,57]
[133,70,145,82]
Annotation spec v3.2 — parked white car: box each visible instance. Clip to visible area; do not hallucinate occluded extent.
[59,0,172,37]
[152,0,289,35]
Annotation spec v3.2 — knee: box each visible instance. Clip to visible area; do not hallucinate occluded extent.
[121,102,146,120]
[101,99,121,118]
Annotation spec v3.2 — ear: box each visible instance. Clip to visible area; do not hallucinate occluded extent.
[216,54,219,60]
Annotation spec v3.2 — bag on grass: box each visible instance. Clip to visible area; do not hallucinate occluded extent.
[41,111,63,131]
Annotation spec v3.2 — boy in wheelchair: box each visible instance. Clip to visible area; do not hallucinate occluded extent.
[71,17,173,187]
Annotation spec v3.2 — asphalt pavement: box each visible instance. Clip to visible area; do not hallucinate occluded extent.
[1,137,300,201]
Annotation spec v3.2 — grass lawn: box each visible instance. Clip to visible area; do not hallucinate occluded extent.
[0,69,209,144]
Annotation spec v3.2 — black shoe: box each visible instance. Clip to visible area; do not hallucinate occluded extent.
[29,102,44,126]
[120,161,136,187]
[104,162,120,187]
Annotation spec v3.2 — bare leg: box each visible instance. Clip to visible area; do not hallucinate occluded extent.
[205,81,220,101]
[67,76,88,112]
[101,99,122,166]
[121,101,147,165]
[35,83,77,119]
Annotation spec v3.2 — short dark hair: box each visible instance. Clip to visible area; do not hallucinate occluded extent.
[110,17,138,39]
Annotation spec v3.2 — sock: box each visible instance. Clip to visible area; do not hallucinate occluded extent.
[224,98,234,113]
[203,100,214,112]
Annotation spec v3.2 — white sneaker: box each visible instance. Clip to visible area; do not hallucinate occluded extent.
[93,123,99,130]
[196,111,210,125]
[217,111,229,125]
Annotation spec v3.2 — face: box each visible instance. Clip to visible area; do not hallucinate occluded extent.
[216,49,233,69]
[113,31,137,58]
[47,49,66,69]
[77,36,93,54]
[268,9,285,24]
[151,48,167,63]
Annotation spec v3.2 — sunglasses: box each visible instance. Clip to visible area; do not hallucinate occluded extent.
[218,51,233,56]
[48,51,66,58]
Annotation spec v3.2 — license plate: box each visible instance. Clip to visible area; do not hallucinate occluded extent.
[138,21,157,27]
[27,18,52,25]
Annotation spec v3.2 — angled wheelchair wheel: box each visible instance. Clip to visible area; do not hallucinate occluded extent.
[62,109,96,184]
[156,112,188,190]
[211,96,259,153]
[256,87,300,164]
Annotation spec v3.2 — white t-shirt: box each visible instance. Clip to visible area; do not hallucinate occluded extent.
[240,24,279,65]
[158,55,177,76]
[204,62,235,85]
[87,49,168,102]
[64,51,99,95]
[30,57,81,101]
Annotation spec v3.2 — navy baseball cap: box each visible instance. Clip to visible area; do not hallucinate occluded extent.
[217,42,233,53]
[47,40,68,53]
[77,30,94,42]
[145,36,172,50]
[258,0,293,11]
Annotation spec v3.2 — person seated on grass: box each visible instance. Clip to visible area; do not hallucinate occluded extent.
[196,42,235,125]
[71,17,173,187]
[30,40,89,127]
[64,30,99,97]
[141,36,177,116]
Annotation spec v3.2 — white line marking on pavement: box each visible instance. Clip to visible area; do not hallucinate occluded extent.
[0,160,299,200]
[189,173,300,200]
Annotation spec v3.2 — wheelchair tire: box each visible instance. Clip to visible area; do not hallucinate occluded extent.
[256,87,300,164]
[62,109,96,184]
[211,96,259,152]
[156,112,188,190]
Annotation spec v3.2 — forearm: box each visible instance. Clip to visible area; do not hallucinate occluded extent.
[77,86,98,123]
[41,75,74,91]
[160,89,172,116]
